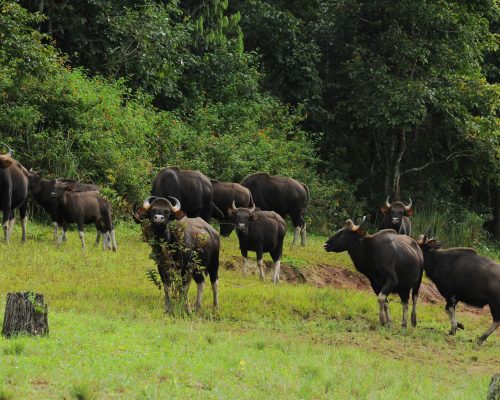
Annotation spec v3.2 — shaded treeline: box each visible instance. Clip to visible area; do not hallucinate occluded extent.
[1,0,498,240]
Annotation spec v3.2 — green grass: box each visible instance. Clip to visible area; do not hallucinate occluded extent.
[0,223,498,399]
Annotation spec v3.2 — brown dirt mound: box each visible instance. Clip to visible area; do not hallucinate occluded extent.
[223,257,488,316]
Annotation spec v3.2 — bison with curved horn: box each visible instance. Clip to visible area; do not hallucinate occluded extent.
[324,217,423,328]
[0,143,29,243]
[133,196,220,313]
[380,196,413,236]
[228,201,286,283]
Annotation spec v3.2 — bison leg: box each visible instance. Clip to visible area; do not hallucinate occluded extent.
[401,302,409,328]
[293,226,300,245]
[445,303,458,335]
[300,223,307,246]
[478,321,500,344]
[95,231,101,247]
[411,292,419,327]
[211,280,219,309]
[195,281,205,310]
[257,259,265,281]
[273,259,281,284]
[110,230,117,252]
[384,299,392,326]
[78,230,86,250]
[20,216,27,243]
[163,284,172,314]
[377,293,387,325]
[6,217,15,242]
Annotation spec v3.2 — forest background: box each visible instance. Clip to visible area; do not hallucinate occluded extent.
[0,0,498,245]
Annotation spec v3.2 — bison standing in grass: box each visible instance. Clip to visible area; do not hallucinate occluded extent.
[0,143,29,243]
[324,217,423,328]
[228,202,286,283]
[133,196,220,313]
[380,197,413,236]
[417,236,500,344]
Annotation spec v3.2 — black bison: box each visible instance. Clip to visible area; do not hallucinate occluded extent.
[28,170,100,241]
[211,179,253,237]
[380,197,413,236]
[228,202,286,283]
[417,236,500,343]
[0,144,29,243]
[133,196,220,313]
[152,167,213,222]
[51,181,117,251]
[324,217,423,327]
[240,172,308,246]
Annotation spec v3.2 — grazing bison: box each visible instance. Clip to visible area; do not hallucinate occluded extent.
[0,144,29,243]
[211,179,253,237]
[324,217,423,327]
[240,172,308,246]
[151,167,213,222]
[417,236,500,343]
[51,181,117,251]
[228,202,286,283]
[133,196,220,313]
[28,171,100,241]
[380,197,413,236]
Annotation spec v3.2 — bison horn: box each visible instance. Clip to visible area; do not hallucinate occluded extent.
[1,142,12,157]
[404,197,412,211]
[352,216,367,232]
[248,202,255,213]
[167,196,181,212]
[143,196,158,210]
[231,200,237,210]
[385,196,391,209]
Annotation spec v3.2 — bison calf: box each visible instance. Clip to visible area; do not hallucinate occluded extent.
[228,202,286,283]
[417,237,500,343]
[324,217,423,328]
[51,181,117,251]
[134,196,220,313]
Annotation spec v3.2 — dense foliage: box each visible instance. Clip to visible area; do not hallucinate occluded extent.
[0,0,498,239]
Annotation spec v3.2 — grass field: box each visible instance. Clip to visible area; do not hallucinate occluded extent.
[0,223,498,399]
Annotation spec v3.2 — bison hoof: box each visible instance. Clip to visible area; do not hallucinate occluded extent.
[448,328,457,336]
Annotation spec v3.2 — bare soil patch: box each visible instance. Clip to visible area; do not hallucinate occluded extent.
[222,257,489,317]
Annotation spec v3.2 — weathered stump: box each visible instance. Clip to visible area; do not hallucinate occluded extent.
[2,292,48,338]
[488,375,500,400]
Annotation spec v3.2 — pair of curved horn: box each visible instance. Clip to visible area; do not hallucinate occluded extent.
[231,200,255,213]
[1,143,12,157]
[143,196,181,212]
[352,216,367,232]
[385,196,412,211]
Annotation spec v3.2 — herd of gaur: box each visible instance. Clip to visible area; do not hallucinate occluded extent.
[0,144,499,344]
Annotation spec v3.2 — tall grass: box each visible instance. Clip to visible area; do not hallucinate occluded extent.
[411,207,488,247]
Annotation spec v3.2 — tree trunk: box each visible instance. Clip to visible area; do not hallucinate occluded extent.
[392,130,407,200]
[487,374,500,400]
[2,292,48,338]
[495,184,500,240]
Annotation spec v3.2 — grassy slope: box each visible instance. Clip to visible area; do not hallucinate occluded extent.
[0,224,498,399]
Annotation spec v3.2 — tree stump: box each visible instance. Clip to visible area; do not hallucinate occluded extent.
[2,292,48,338]
[488,374,500,400]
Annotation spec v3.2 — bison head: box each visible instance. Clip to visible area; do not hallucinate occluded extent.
[381,197,413,228]
[416,235,442,251]
[227,201,256,235]
[133,196,182,230]
[324,216,367,252]
[51,180,76,198]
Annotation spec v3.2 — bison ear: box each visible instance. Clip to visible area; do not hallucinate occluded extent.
[132,206,149,223]
[355,228,366,236]
[405,208,414,217]
[173,210,186,220]
[227,208,235,218]
[0,158,12,169]
[249,213,259,221]
[66,182,76,191]
[380,206,389,214]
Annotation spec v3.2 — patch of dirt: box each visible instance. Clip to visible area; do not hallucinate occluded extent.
[223,257,489,317]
